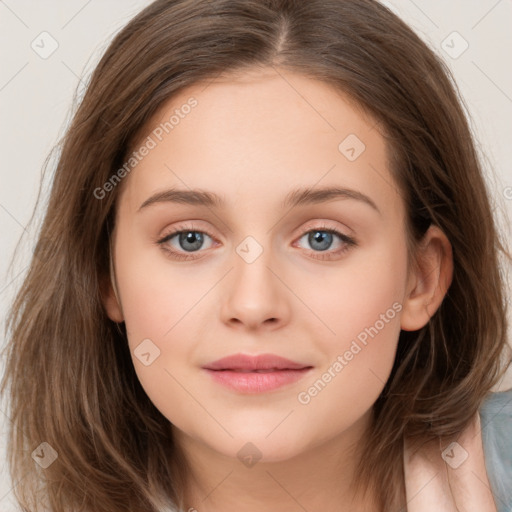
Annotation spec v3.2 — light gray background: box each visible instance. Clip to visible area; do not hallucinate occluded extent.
[1,0,511,508]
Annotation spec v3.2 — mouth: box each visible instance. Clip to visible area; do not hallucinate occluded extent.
[202,353,313,393]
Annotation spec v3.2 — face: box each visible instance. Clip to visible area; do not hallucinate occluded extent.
[104,66,437,463]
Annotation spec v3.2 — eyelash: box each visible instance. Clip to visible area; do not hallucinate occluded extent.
[156,222,357,261]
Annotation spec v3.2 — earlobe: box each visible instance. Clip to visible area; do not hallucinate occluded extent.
[400,225,454,332]
[99,251,124,323]
[101,279,125,323]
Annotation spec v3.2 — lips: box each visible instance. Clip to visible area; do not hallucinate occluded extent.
[202,353,311,372]
[202,353,313,393]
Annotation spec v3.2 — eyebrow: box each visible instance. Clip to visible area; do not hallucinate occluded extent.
[138,186,381,215]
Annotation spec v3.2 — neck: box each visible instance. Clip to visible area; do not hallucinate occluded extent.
[172,410,380,512]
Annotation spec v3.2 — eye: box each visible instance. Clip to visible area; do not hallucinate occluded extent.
[157,223,217,261]
[293,225,357,260]
[156,223,357,261]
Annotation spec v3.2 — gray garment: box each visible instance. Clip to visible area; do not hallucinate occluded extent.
[480,387,512,512]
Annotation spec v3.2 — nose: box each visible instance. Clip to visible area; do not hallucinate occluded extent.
[219,243,291,331]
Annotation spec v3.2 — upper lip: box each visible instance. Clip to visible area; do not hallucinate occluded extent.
[202,353,311,371]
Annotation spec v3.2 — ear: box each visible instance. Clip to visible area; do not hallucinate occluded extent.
[400,225,453,332]
[99,271,124,324]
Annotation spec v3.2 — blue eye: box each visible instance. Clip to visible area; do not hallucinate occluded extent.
[157,224,357,261]
[157,227,216,260]
[171,231,208,252]
[294,227,356,260]
[300,230,341,251]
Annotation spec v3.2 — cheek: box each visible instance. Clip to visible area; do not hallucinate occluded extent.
[115,261,199,430]
[304,232,408,353]
[298,236,408,404]
[115,235,203,343]
[111,236,200,407]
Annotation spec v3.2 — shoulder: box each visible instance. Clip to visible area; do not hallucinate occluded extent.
[479,387,512,512]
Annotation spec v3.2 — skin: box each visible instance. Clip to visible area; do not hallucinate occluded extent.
[103,66,453,512]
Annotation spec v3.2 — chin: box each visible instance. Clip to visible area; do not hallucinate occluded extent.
[212,433,309,465]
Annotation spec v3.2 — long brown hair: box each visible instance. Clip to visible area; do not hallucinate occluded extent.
[2,0,511,510]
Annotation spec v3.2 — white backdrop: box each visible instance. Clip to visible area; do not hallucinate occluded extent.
[1,0,511,508]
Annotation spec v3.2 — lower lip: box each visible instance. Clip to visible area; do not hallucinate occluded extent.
[203,368,312,393]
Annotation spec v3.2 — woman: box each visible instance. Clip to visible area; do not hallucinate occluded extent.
[2,1,511,510]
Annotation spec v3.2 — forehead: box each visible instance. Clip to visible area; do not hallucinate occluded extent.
[117,67,403,222]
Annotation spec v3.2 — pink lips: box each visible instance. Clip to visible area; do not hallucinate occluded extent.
[202,353,313,393]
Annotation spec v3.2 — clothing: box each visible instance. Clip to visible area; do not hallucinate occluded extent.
[164,388,512,512]
[404,387,512,512]
[480,388,512,512]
